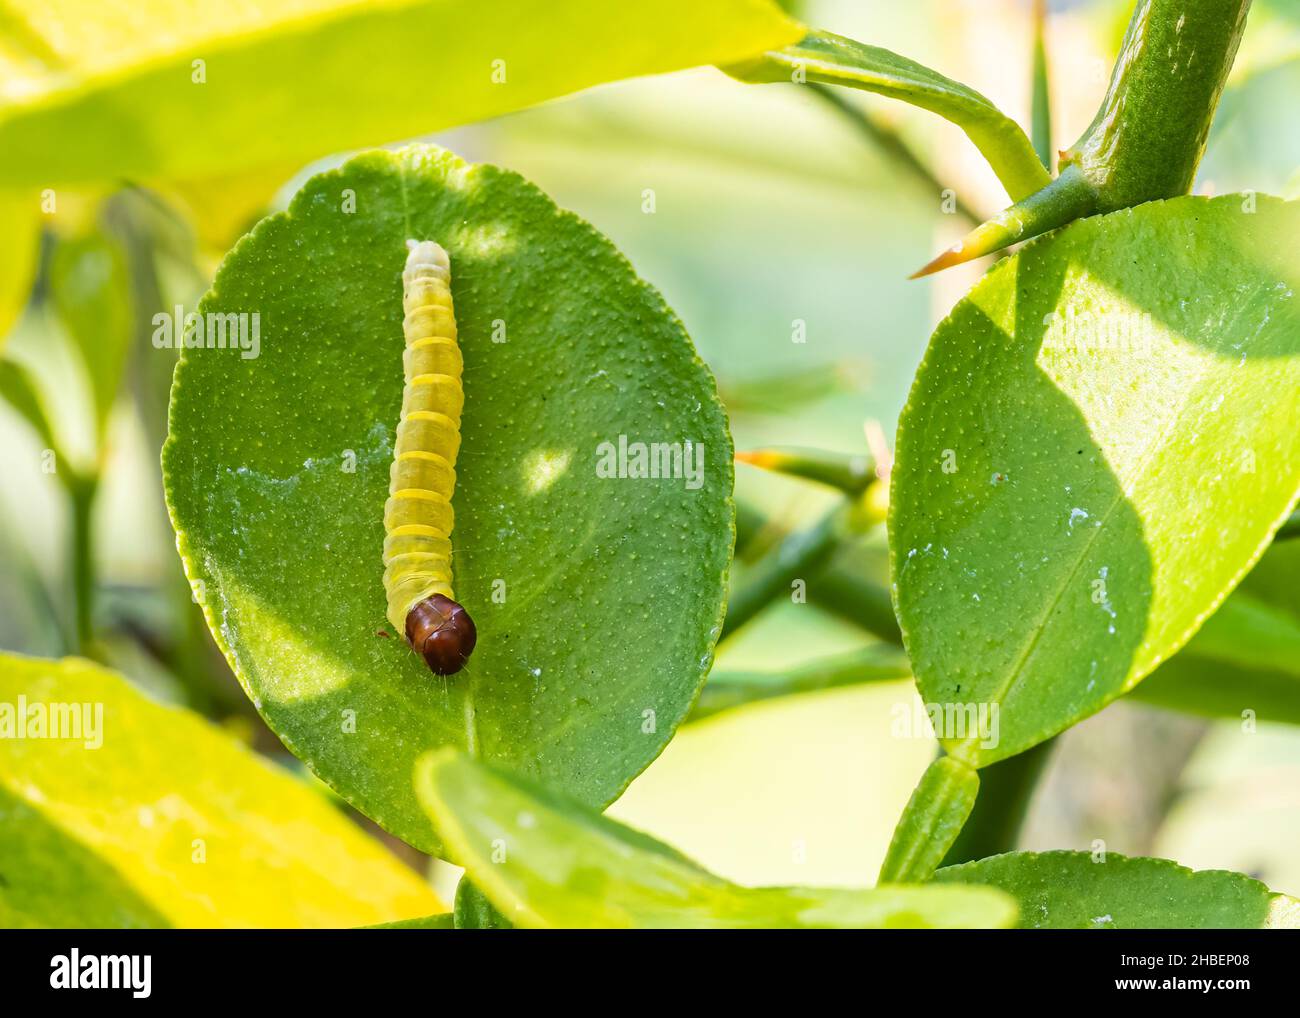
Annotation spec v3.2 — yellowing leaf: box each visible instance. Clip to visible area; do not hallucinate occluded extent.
[0,652,443,928]
[0,190,39,348]
[0,0,802,187]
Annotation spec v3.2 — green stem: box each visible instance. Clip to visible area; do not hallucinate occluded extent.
[721,499,852,641]
[734,497,766,558]
[940,738,1056,867]
[813,569,902,645]
[806,83,986,226]
[1062,0,1252,211]
[737,446,875,495]
[1030,0,1052,170]
[691,645,910,723]
[911,164,1096,277]
[67,473,98,653]
[914,0,1252,275]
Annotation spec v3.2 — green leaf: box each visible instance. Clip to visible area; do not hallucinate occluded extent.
[0,652,444,927]
[453,878,513,930]
[49,228,134,441]
[415,749,1017,929]
[935,851,1300,929]
[878,757,978,884]
[162,144,734,855]
[0,0,802,188]
[891,195,1300,767]
[727,29,1051,202]
[0,190,39,347]
[365,912,455,929]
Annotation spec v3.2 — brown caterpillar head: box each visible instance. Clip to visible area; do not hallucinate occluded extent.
[405,594,477,676]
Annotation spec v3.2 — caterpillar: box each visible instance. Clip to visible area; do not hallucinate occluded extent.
[382,239,477,675]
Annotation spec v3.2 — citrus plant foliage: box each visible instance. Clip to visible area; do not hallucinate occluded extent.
[0,0,799,187]
[3,0,1300,931]
[0,653,441,928]
[413,750,1017,929]
[935,851,1300,930]
[891,196,1300,766]
[164,145,733,853]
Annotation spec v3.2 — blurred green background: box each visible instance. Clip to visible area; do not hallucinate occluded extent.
[3,0,1299,903]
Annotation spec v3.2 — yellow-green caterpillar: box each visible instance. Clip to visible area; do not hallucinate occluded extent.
[382,240,477,675]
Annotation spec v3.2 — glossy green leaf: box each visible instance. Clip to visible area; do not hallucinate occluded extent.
[727,29,1051,202]
[0,0,801,188]
[0,190,38,347]
[891,195,1300,767]
[935,851,1300,929]
[878,757,978,884]
[0,652,443,928]
[163,144,734,855]
[415,749,1016,929]
[49,228,134,440]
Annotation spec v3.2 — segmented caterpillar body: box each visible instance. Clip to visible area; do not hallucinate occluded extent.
[383,240,477,675]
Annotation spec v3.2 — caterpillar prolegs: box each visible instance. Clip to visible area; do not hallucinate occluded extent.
[382,240,477,675]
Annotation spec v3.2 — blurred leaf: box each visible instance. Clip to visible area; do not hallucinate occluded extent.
[0,787,169,928]
[156,164,298,253]
[0,190,39,348]
[1133,541,1300,724]
[163,145,734,855]
[691,644,909,721]
[49,228,133,440]
[414,749,1017,928]
[0,359,58,454]
[0,0,801,188]
[0,652,443,927]
[891,196,1300,767]
[1133,653,1300,726]
[728,29,1052,201]
[1177,588,1300,679]
[718,361,855,414]
[935,851,1300,929]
